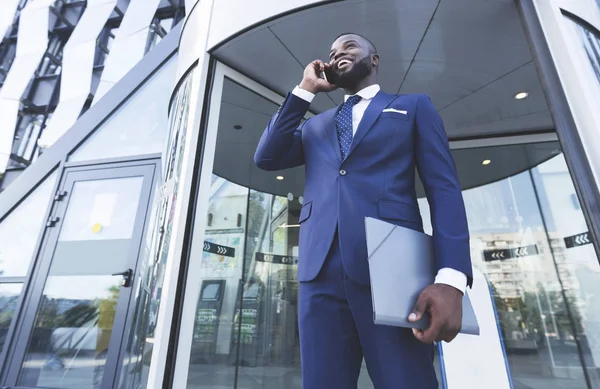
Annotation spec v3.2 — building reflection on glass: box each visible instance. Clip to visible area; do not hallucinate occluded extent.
[181,76,600,389]
[454,152,600,388]
[18,276,122,389]
[0,284,24,351]
[186,148,600,389]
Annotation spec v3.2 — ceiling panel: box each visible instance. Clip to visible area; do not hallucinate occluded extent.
[269,0,439,106]
[213,0,552,137]
[269,0,439,66]
[439,63,553,136]
[399,0,534,107]
[216,27,305,99]
[221,76,280,117]
[450,111,553,138]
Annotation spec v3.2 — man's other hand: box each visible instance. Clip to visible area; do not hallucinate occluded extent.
[408,284,463,344]
[299,60,338,94]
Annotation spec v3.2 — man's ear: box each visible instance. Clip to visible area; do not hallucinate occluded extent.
[372,54,380,68]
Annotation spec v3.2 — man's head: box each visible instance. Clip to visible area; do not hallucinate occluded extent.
[329,33,379,92]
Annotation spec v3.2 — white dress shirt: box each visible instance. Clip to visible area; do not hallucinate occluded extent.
[291,84,467,294]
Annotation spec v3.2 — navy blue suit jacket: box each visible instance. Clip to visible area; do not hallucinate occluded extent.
[254,90,473,288]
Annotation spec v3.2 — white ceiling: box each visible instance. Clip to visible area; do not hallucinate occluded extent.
[210,0,558,198]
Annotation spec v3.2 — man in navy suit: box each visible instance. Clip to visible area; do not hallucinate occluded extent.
[254,33,472,389]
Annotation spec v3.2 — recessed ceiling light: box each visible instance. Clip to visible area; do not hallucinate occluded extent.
[482,159,491,165]
[276,176,284,180]
[233,125,243,130]
[514,92,529,100]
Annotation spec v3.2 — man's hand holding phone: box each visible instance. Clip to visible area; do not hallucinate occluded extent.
[299,60,338,94]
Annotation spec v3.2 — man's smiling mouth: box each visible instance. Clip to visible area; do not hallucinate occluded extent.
[336,58,353,70]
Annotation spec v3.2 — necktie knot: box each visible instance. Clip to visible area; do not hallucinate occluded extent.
[346,95,362,107]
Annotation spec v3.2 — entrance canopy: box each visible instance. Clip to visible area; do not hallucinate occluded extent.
[209,0,556,198]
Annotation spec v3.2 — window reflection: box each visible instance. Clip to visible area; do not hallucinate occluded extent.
[185,77,600,389]
[94,27,117,67]
[564,13,600,84]
[117,178,163,389]
[426,146,600,389]
[463,169,589,387]
[17,172,148,389]
[0,171,57,277]
[0,283,23,353]
[146,17,174,53]
[19,276,122,389]
[11,113,48,167]
[69,56,177,163]
[0,42,17,85]
[37,37,64,76]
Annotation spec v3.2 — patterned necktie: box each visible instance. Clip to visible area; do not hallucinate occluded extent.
[336,95,362,159]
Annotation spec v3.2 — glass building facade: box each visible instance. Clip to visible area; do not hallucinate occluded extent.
[0,1,600,389]
[178,76,600,389]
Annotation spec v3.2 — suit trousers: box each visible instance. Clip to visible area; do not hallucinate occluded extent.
[297,230,439,389]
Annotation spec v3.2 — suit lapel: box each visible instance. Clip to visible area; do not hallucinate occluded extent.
[346,91,396,159]
[323,106,343,161]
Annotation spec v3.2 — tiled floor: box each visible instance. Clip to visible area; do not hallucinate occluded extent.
[185,358,596,389]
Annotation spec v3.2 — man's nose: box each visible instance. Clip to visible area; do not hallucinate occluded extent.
[333,51,347,62]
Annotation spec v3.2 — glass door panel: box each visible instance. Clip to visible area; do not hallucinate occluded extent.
[18,276,123,389]
[114,177,163,389]
[182,71,600,389]
[427,143,600,389]
[0,283,24,351]
[12,164,155,389]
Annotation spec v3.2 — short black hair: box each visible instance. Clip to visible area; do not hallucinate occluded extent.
[334,32,378,55]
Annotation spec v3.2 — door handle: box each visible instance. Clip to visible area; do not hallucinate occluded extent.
[112,269,133,287]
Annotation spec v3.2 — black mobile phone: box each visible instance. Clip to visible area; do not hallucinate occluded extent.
[323,66,337,85]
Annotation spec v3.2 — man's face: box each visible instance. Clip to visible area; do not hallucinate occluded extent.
[328,34,377,88]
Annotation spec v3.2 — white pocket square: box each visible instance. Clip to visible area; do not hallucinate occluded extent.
[382,108,407,115]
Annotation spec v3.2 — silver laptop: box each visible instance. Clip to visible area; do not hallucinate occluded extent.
[365,217,480,335]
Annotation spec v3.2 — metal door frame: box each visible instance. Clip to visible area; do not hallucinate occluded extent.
[3,158,159,389]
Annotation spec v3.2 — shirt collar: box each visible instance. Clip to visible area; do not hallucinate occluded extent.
[344,84,381,102]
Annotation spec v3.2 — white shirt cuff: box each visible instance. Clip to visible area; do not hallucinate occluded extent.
[434,268,467,294]
[292,86,315,103]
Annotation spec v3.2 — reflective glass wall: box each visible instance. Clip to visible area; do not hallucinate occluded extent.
[425,145,600,389]
[0,170,58,359]
[181,77,600,389]
[0,54,178,388]
[563,12,600,84]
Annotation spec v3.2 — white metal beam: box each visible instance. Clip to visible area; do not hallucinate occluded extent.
[0,0,21,44]
[38,0,119,148]
[91,0,162,104]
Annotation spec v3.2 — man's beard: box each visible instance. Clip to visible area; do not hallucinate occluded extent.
[335,55,372,89]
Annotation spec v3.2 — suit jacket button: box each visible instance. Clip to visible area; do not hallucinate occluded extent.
[339,169,347,176]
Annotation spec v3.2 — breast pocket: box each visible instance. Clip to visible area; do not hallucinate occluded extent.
[379,111,409,121]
